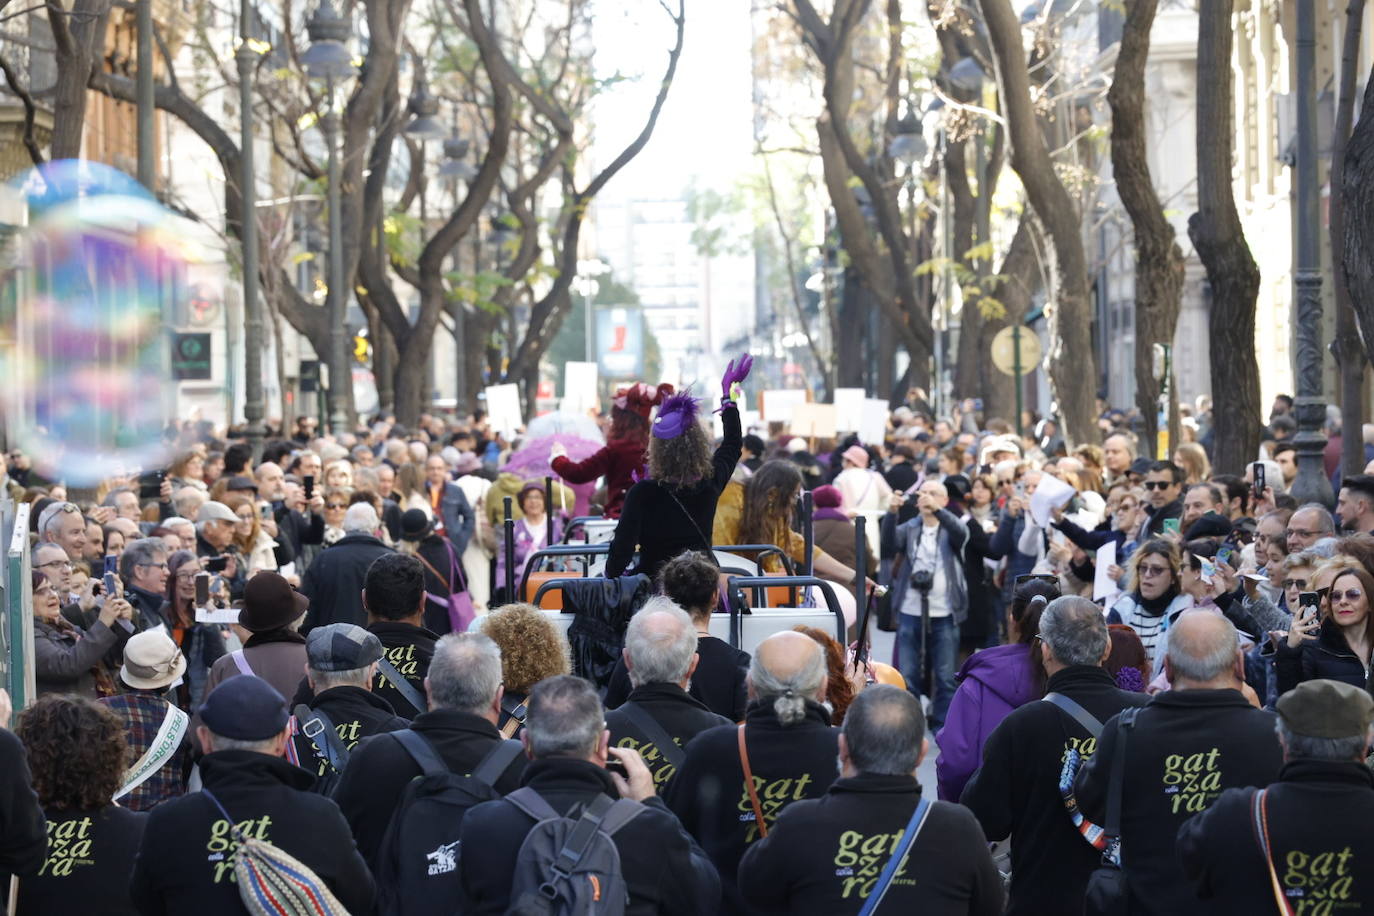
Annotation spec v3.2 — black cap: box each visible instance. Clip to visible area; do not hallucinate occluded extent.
[197,675,288,740]
[1128,457,1154,478]
[1184,511,1233,541]
[400,508,433,542]
[307,623,384,672]
[224,475,258,493]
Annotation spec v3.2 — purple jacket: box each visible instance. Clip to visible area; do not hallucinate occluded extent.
[935,642,1040,802]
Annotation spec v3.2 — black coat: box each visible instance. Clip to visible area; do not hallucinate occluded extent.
[665,699,839,915]
[1073,689,1284,916]
[129,750,374,916]
[124,583,173,635]
[19,805,145,915]
[367,619,439,718]
[272,504,323,559]
[289,685,408,782]
[1275,616,1369,695]
[605,682,731,790]
[300,534,395,631]
[0,729,46,876]
[458,757,720,915]
[605,634,751,723]
[605,405,742,580]
[960,665,1149,916]
[1179,759,1374,913]
[333,707,526,868]
[739,773,1003,916]
[883,463,920,525]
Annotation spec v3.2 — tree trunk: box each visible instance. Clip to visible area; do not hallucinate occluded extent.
[1108,0,1185,460]
[1333,0,1368,477]
[1189,0,1262,474]
[49,0,111,159]
[980,215,1042,423]
[976,0,1097,447]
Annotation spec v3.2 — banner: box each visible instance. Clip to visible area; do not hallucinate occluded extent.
[833,389,866,432]
[483,383,523,436]
[562,361,599,413]
[595,307,644,379]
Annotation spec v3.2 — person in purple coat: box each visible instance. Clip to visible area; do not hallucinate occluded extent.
[935,577,1060,801]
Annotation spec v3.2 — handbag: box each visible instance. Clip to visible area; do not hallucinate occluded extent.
[417,540,475,633]
[737,725,769,839]
[856,795,932,915]
[1083,707,1140,916]
[1250,789,1294,915]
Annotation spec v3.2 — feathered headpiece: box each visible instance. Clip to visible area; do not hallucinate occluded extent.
[652,388,703,440]
[613,382,675,420]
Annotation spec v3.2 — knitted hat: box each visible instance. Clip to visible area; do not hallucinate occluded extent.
[812,485,842,509]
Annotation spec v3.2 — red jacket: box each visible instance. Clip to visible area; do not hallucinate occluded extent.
[551,437,647,518]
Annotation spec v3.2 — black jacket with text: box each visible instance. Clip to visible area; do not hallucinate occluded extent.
[739,772,1003,916]
[1074,688,1284,916]
[605,682,731,790]
[961,665,1149,916]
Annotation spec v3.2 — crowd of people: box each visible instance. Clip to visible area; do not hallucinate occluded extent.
[1,377,1372,915]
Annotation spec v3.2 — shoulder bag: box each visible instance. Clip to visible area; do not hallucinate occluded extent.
[856,795,932,916]
[617,701,685,769]
[1084,707,1140,916]
[737,724,769,839]
[1250,789,1294,915]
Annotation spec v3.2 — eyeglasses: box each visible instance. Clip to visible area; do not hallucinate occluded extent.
[1332,589,1365,604]
[326,502,347,510]
[136,562,169,571]
[34,560,72,571]
[175,571,201,580]
[1143,481,1174,491]
[1138,564,1172,577]
[1281,579,1309,590]
[1285,529,1319,540]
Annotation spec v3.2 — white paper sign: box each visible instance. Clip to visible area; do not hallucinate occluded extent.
[834,389,866,432]
[1029,473,1076,529]
[790,403,837,439]
[859,399,890,445]
[761,389,809,423]
[484,383,524,436]
[1094,542,1121,603]
[195,605,240,625]
[562,362,599,413]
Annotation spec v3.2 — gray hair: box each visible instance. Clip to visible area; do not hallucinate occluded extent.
[525,675,604,759]
[1039,596,1110,667]
[842,685,924,775]
[120,538,168,583]
[173,487,206,520]
[308,664,374,692]
[427,632,503,713]
[1165,612,1240,683]
[103,486,135,508]
[624,597,697,689]
[1276,718,1372,763]
[749,637,825,726]
[343,503,380,534]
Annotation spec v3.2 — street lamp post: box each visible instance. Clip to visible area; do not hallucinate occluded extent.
[136,0,154,190]
[238,0,264,459]
[1291,0,1333,507]
[439,133,476,413]
[302,0,356,437]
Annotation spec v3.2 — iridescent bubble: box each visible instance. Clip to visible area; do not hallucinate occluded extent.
[2,160,199,485]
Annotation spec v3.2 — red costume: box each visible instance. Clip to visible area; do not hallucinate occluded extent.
[551,382,672,518]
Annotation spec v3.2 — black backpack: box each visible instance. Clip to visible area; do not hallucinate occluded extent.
[373,729,523,916]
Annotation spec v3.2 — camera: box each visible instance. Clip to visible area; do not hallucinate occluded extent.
[911,568,935,593]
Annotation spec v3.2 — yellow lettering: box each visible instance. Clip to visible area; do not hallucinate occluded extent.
[835,831,863,868]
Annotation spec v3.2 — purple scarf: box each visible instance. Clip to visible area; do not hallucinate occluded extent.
[812,507,849,523]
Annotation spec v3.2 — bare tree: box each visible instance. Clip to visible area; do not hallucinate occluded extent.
[1107,0,1184,459]
[976,0,1096,446]
[1188,0,1261,474]
[49,0,112,159]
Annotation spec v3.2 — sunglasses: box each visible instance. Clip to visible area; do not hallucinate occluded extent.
[1143,481,1174,491]
[1138,564,1173,577]
[1280,579,1309,590]
[326,502,347,510]
[1332,589,1365,604]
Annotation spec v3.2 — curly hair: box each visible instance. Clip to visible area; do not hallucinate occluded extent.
[18,695,128,810]
[659,551,720,618]
[479,603,571,694]
[647,420,713,488]
[793,625,854,724]
[609,406,650,448]
[738,460,803,549]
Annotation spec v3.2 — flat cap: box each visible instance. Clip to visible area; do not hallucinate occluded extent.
[307,623,384,672]
[197,675,288,740]
[1276,678,1374,739]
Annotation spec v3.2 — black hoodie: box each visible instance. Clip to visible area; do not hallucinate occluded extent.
[129,750,374,916]
[366,619,439,718]
[665,699,839,915]
[961,665,1149,916]
[739,772,1003,915]
[605,682,731,790]
[1074,688,1284,916]
[19,805,145,915]
[290,685,408,781]
[1179,759,1374,913]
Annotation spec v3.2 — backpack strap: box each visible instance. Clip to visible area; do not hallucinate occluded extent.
[857,796,932,916]
[377,655,427,714]
[389,729,449,777]
[1042,692,1106,738]
[737,724,768,838]
[617,701,685,769]
[1103,707,1140,850]
[550,794,618,879]
[230,649,253,677]
[505,786,561,823]
[471,739,524,786]
[293,703,350,773]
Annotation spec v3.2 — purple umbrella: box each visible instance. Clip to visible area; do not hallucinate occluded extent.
[503,434,605,517]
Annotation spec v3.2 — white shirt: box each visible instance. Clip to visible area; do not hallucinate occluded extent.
[901,520,950,618]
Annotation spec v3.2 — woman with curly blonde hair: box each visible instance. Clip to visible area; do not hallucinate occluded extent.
[605,356,753,580]
[16,694,145,914]
[479,603,571,736]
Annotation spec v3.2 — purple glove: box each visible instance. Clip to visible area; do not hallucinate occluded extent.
[716,354,753,413]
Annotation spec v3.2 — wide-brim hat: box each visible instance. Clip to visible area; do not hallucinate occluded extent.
[120,630,188,690]
[236,571,309,632]
[400,508,434,541]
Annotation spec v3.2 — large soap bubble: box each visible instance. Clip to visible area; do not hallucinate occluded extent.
[3,160,199,485]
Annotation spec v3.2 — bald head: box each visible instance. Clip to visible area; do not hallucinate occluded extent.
[749,631,826,725]
[1164,611,1242,688]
